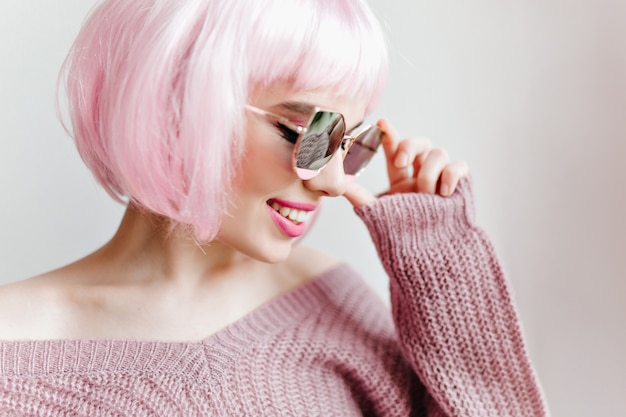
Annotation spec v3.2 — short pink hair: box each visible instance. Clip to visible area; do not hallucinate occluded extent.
[59,0,388,240]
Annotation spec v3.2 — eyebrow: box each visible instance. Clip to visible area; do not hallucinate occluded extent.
[273,101,316,117]
[272,101,365,131]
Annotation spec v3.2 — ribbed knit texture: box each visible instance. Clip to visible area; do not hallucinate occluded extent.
[0,178,549,416]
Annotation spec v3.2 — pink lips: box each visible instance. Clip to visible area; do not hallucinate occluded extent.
[270,198,317,211]
[267,199,317,238]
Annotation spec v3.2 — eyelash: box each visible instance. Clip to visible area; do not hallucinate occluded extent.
[274,122,299,145]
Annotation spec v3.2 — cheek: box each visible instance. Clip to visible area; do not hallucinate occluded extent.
[236,130,296,192]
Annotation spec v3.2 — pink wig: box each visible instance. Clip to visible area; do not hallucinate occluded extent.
[59,0,388,240]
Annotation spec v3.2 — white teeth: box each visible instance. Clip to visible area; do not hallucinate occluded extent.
[270,201,311,224]
[296,211,308,223]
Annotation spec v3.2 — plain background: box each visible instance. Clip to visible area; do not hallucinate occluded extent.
[1,1,625,416]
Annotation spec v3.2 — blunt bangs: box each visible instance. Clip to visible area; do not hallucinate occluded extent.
[59,0,388,242]
[246,0,388,111]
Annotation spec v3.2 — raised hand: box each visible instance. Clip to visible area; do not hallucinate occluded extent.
[343,119,469,208]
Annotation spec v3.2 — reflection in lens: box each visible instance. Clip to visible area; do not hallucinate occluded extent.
[343,127,383,176]
[296,112,345,172]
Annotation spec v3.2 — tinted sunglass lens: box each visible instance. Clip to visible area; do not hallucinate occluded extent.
[295,112,345,179]
[343,127,383,176]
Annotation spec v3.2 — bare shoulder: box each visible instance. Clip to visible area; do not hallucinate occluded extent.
[0,272,70,340]
[285,244,342,281]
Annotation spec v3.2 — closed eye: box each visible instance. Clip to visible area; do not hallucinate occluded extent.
[275,122,299,144]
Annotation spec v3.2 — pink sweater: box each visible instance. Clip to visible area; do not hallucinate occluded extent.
[0,179,549,416]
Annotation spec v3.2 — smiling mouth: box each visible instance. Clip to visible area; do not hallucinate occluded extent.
[267,200,312,224]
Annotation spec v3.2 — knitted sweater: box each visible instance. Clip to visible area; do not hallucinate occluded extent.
[0,179,549,416]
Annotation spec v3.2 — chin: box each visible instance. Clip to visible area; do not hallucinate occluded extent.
[217,233,294,264]
[246,241,294,264]
[216,217,299,264]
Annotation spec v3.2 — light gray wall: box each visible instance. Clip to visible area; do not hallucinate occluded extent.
[1,1,625,416]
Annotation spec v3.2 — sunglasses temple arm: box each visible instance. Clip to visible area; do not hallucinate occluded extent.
[245,105,304,133]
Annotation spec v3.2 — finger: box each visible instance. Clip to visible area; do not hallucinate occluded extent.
[376,119,406,186]
[439,160,470,196]
[343,181,377,208]
[416,148,450,194]
[386,178,417,195]
[394,137,432,173]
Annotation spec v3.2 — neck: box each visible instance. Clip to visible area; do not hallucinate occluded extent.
[93,205,265,287]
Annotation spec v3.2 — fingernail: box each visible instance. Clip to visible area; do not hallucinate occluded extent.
[440,184,450,196]
[395,152,409,168]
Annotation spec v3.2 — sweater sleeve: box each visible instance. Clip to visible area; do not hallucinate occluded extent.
[354,177,549,417]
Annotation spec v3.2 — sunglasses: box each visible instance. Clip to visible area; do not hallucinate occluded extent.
[246,105,383,180]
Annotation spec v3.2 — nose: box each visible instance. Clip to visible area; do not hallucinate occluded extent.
[304,151,347,197]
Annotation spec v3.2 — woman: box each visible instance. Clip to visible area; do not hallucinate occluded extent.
[0,0,549,415]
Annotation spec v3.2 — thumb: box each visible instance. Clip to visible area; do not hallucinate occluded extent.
[343,181,376,208]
